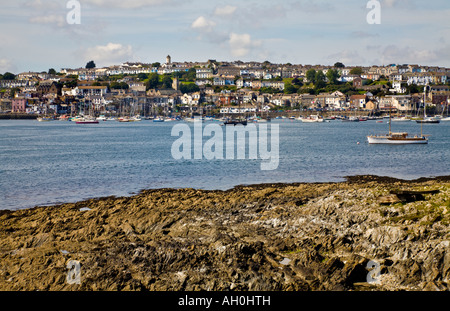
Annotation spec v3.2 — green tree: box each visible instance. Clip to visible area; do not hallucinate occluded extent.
[137,73,148,80]
[48,68,57,75]
[284,83,297,94]
[162,75,173,89]
[179,82,199,94]
[334,62,345,68]
[2,72,16,80]
[326,69,340,84]
[185,68,196,82]
[350,67,363,75]
[151,62,161,68]
[306,69,316,84]
[291,77,303,86]
[85,60,96,69]
[146,73,159,90]
[315,71,326,88]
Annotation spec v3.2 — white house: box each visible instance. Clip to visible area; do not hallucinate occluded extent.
[72,86,108,96]
[390,81,407,94]
[196,68,213,79]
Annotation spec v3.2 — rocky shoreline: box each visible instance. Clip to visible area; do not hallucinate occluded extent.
[0,175,449,291]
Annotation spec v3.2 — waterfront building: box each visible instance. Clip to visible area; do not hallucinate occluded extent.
[11,97,27,113]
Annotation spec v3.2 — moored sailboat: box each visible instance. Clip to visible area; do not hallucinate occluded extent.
[367,106,428,144]
[301,115,324,123]
[416,85,440,124]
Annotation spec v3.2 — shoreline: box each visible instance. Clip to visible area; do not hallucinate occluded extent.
[0,174,449,291]
[4,174,450,212]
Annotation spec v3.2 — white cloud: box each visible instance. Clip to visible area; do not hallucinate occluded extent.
[383,0,411,8]
[327,50,366,66]
[289,0,335,13]
[191,16,216,33]
[380,45,449,65]
[0,59,17,73]
[29,15,66,27]
[229,33,261,58]
[24,0,60,10]
[214,5,237,17]
[82,43,133,66]
[82,0,168,9]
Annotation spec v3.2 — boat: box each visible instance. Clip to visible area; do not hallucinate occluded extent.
[392,116,411,122]
[96,115,107,121]
[367,106,428,144]
[440,105,450,121]
[76,117,99,124]
[367,132,428,144]
[301,115,324,123]
[223,119,248,126]
[37,116,53,122]
[416,117,440,124]
[76,100,99,124]
[130,116,142,122]
[342,117,359,122]
[58,115,70,121]
[415,85,440,124]
[70,116,84,122]
[153,116,165,122]
[118,117,131,122]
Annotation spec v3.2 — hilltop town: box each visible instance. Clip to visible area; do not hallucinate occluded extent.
[1,56,449,117]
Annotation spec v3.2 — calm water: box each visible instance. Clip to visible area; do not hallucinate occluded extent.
[0,119,449,210]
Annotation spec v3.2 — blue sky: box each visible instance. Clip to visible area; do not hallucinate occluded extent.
[1,0,449,73]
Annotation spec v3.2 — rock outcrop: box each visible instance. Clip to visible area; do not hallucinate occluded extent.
[0,175,449,291]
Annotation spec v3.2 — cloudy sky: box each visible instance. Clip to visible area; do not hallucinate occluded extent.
[1,0,449,73]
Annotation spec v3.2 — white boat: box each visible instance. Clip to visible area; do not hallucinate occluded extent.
[391,116,411,122]
[416,117,440,124]
[37,116,53,122]
[301,115,324,123]
[153,116,165,122]
[184,117,204,122]
[70,116,84,122]
[76,117,99,124]
[367,101,428,144]
[367,132,428,144]
[415,85,440,124]
[441,116,450,121]
[96,115,107,121]
[58,115,70,121]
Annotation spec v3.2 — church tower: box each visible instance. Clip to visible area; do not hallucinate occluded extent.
[172,77,179,91]
[166,55,171,65]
